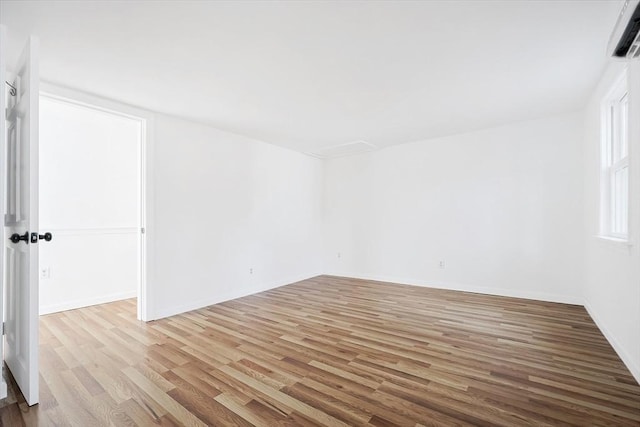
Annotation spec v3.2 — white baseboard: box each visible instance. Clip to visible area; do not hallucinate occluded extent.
[91,271,639,385]
[584,300,640,384]
[329,272,639,383]
[0,377,6,400]
[150,272,323,320]
[39,290,137,315]
[326,272,583,305]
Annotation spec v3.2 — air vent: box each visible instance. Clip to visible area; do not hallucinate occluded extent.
[308,140,377,159]
[608,0,640,60]
[630,40,640,58]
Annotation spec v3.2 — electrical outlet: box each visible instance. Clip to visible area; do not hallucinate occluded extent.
[337,252,341,258]
[249,268,253,274]
[438,261,445,269]
[40,267,50,279]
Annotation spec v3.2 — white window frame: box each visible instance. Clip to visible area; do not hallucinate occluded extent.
[600,70,630,241]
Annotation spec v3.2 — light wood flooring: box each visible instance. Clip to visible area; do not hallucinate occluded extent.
[0,275,639,426]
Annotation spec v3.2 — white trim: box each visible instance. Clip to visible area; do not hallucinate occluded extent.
[39,290,137,316]
[593,235,634,253]
[43,227,139,236]
[584,300,640,384]
[328,273,640,382]
[0,23,8,401]
[151,272,322,320]
[39,83,152,123]
[141,114,155,321]
[325,272,583,305]
[38,83,155,321]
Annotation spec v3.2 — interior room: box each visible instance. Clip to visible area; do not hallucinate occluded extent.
[0,0,639,426]
[39,94,142,316]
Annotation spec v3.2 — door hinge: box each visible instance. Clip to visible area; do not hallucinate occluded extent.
[2,322,5,335]
[5,105,16,122]
[141,227,145,234]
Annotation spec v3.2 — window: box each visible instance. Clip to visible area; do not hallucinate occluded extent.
[601,71,629,240]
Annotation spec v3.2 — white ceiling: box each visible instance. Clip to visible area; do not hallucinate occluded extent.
[1,0,621,153]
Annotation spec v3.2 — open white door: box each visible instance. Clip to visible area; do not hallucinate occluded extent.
[0,24,8,402]
[3,35,40,406]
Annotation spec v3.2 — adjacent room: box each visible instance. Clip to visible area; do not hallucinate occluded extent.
[0,0,639,426]
[39,94,143,316]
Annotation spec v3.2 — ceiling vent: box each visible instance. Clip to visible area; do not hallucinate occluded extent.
[308,140,377,159]
[608,0,640,59]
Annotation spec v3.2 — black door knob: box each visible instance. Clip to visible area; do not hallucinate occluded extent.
[39,232,53,242]
[10,232,29,244]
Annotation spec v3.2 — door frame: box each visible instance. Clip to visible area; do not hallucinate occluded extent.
[0,24,8,400]
[39,82,155,321]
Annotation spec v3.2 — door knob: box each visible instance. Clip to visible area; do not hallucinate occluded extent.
[10,232,29,244]
[30,232,53,243]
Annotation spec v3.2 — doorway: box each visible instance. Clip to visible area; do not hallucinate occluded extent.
[38,91,148,320]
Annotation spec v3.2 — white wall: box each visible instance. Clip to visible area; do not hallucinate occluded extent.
[583,62,640,383]
[324,112,585,304]
[151,114,324,319]
[39,96,140,314]
[38,81,637,385]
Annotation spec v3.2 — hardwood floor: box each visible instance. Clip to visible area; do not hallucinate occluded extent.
[0,275,638,426]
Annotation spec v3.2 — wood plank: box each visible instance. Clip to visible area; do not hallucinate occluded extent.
[1,275,638,426]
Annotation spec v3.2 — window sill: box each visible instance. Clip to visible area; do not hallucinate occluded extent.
[593,235,634,250]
